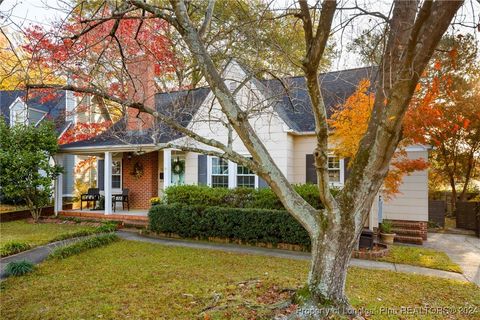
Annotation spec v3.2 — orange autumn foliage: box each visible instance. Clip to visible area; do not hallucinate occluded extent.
[329,79,428,198]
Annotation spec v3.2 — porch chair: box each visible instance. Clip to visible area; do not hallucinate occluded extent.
[80,188,100,210]
[112,189,130,212]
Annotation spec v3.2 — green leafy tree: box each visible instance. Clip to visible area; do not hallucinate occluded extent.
[0,120,62,222]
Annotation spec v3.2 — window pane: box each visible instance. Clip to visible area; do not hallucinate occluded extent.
[112,161,121,174]
[237,164,254,175]
[328,170,340,182]
[212,175,229,188]
[212,158,228,175]
[237,175,255,188]
[112,176,121,188]
[328,157,340,169]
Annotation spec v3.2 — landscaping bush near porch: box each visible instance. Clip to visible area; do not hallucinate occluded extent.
[149,204,310,248]
[163,184,338,210]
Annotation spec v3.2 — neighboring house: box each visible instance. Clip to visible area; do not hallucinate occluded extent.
[0,90,104,201]
[56,61,429,243]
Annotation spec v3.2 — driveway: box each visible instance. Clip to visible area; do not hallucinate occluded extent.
[424,233,480,286]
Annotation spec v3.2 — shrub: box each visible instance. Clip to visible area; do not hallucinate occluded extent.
[164,184,335,210]
[148,204,310,248]
[0,241,31,257]
[164,185,232,207]
[48,233,119,260]
[51,222,118,242]
[4,260,35,277]
[96,221,118,233]
[51,228,98,242]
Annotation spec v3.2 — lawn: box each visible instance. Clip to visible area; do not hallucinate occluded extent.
[0,220,97,247]
[1,240,478,320]
[380,245,462,273]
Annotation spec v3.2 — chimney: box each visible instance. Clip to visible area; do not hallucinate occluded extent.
[126,55,156,130]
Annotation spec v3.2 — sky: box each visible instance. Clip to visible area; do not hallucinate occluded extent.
[1,0,479,71]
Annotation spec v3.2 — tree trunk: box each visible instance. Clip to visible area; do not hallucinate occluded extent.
[308,234,355,305]
[459,152,476,202]
[293,211,359,318]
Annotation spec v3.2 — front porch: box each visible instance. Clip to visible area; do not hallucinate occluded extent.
[54,144,187,216]
[59,208,149,227]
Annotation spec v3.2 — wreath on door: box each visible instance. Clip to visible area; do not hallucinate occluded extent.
[131,162,144,179]
[171,160,185,175]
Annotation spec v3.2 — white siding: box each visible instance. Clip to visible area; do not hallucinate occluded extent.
[382,150,429,222]
[291,135,317,184]
[185,151,198,185]
[176,61,290,183]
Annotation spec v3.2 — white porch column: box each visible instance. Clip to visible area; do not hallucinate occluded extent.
[104,151,112,214]
[163,149,172,189]
[54,154,64,216]
[228,161,236,189]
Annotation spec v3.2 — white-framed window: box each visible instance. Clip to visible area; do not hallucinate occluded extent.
[112,160,122,189]
[328,156,344,185]
[210,157,229,188]
[207,156,259,189]
[9,99,27,126]
[236,161,256,188]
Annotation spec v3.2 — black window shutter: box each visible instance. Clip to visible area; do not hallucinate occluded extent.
[197,155,207,185]
[97,159,105,190]
[306,154,317,184]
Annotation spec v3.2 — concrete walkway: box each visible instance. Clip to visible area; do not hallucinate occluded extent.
[424,232,480,286]
[0,230,470,283]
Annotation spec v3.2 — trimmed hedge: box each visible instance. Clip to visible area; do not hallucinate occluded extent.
[164,184,337,210]
[148,204,310,248]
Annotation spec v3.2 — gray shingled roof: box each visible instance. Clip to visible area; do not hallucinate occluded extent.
[0,90,68,135]
[60,67,376,150]
[262,66,377,132]
[60,87,210,149]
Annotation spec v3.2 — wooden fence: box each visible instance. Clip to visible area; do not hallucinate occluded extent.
[456,202,480,237]
[428,200,446,228]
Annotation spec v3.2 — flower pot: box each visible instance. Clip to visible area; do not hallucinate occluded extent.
[380,233,396,244]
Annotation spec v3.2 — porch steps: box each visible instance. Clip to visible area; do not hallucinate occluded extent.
[391,228,423,237]
[391,221,424,245]
[393,235,423,245]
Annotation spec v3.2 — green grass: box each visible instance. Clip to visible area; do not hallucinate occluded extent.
[380,245,462,273]
[0,220,97,248]
[1,240,478,320]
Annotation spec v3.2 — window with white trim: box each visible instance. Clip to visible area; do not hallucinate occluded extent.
[236,161,256,188]
[211,157,229,188]
[112,160,122,189]
[10,101,27,126]
[328,156,341,183]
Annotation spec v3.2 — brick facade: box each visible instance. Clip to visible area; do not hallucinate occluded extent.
[122,151,158,209]
[126,55,156,130]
